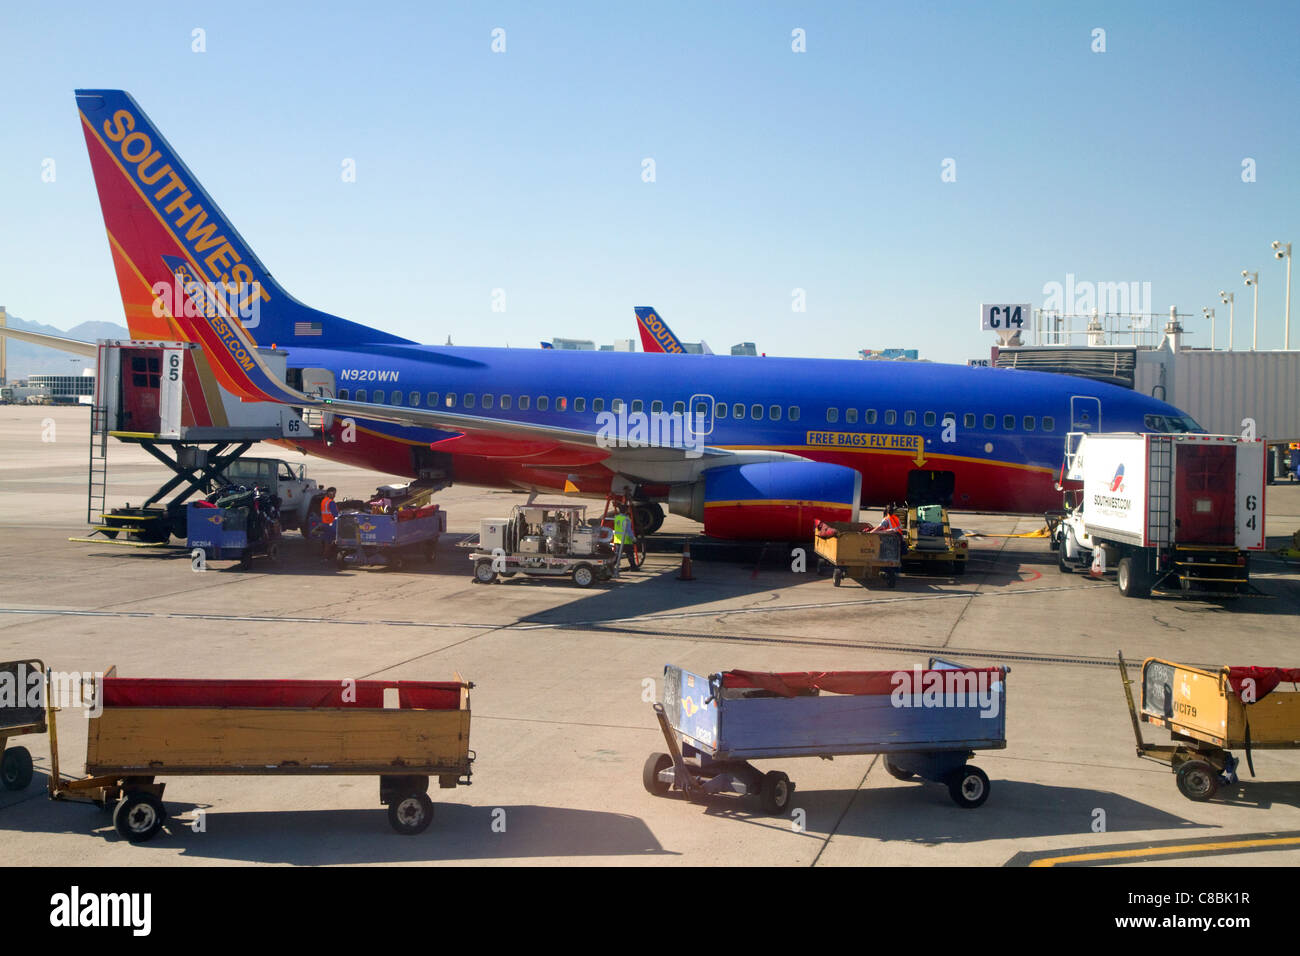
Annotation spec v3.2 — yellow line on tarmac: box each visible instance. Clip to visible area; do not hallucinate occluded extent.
[1028,835,1300,867]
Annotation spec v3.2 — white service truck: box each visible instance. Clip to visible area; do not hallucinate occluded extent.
[1053,432,1266,598]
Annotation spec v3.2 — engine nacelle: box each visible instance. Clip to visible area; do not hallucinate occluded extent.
[668,461,862,540]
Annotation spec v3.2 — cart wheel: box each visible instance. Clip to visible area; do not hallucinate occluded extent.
[423,542,436,564]
[1176,760,1219,801]
[1,745,34,790]
[760,771,794,814]
[473,560,496,584]
[1057,537,1074,574]
[335,550,349,570]
[113,791,167,843]
[832,568,843,587]
[882,756,914,781]
[390,554,405,571]
[643,752,673,796]
[947,765,990,808]
[387,791,434,835]
[572,564,595,588]
[884,568,898,589]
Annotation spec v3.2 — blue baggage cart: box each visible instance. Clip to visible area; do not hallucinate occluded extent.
[645,658,1008,812]
[335,508,447,569]
[186,502,281,569]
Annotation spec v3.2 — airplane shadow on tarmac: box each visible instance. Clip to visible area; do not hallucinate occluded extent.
[22,797,675,863]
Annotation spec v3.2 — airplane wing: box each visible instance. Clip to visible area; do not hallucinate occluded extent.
[0,325,99,358]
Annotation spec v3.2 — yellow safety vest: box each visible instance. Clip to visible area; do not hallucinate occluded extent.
[613,514,633,543]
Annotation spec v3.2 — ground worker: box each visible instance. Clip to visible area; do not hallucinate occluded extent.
[880,506,902,533]
[612,505,635,577]
[316,486,338,557]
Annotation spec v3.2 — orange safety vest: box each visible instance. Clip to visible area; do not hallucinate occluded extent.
[321,496,336,525]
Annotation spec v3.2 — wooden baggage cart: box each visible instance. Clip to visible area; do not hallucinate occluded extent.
[813,523,901,587]
[645,659,1008,812]
[1119,652,1300,800]
[0,659,46,791]
[47,668,474,840]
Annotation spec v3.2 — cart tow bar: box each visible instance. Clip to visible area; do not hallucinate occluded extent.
[1117,651,1149,758]
[652,703,701,797]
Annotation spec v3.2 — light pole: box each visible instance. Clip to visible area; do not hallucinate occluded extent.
[1273,241,1292,349]
[1219,290,1234,350]
[1242,271,1259,349]
[1201,307,1216,349]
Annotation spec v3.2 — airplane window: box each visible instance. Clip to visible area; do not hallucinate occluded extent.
[904,411,916,426]
[846,408,858,424]
[1003,414,1015,430]
[631,400,643,414]
[462,393,474,408]
[390,391,402,406]
[427,392,438,407]
[884,410,896,425]
[674,401,686,415]
[963,413,975,428]
[1143,413,1204,433]
[1024,415,1035,431]
[652,400,663,414]
[482,394,493,410]
[537,396,549,411]
[943,412,955,426]
[591,398,603,412]
[612,399,623,412]
[444,393,455,408]
[519,396,530,410]
[356,389,367,402]
[409,391,420,407]
[733,404,746,419]
[374,390,386,404]
[696,401,708,415]
[574,398,585,412]
[769,405,781,421]
[751,403,763,420]
[865,409,877,425]
[715,403,727,419]
[556,397,567,411]
[827,407,839,423]
[788,406,800,421]
[924,412,936,427]
[983,413,995,429]
[338,389,349,400]
[1043,416,1054,431]
[501,395,512,410]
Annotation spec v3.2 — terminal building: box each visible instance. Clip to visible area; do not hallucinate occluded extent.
[990,309,1300,478]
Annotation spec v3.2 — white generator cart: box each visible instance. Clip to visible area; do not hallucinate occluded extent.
[1053,432,1266,598]
[469,504,618,588]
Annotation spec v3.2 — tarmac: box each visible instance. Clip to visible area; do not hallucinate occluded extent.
[2,405,1299,866]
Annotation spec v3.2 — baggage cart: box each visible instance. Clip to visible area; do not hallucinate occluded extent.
[46,668,474,840]
[0,659,46,791]
[186,500,281,570]
[644,658,1008,812]
[813,523,901,587]
[1119,652,1300,800]
[335,506,446,569]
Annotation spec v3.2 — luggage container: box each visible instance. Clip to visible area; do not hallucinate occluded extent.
[1054,432,1266,597]
[186,498,281,570]
[644,658,1008,812]
[0,659,46,791]
[813,522,901,587]
[335,506,446,569]
[1119,652,1300,800]
[46,668,474,840]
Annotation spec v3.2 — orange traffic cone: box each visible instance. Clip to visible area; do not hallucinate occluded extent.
[678,540,694,581]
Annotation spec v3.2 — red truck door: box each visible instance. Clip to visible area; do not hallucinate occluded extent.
[1174,444,1235,544]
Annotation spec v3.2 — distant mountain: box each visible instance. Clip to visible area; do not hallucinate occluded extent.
[1,313,128,380]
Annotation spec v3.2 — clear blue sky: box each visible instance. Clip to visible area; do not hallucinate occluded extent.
[2,0,1297,362]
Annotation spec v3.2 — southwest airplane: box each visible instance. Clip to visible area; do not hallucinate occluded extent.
[635,308,712,355]
[41,89,1206,540]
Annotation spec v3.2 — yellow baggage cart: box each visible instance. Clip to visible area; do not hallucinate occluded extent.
[1118,652,1300,800]
[814,523,901,588]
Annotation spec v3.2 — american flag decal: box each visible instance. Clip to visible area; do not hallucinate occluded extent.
[294,321,323,336]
